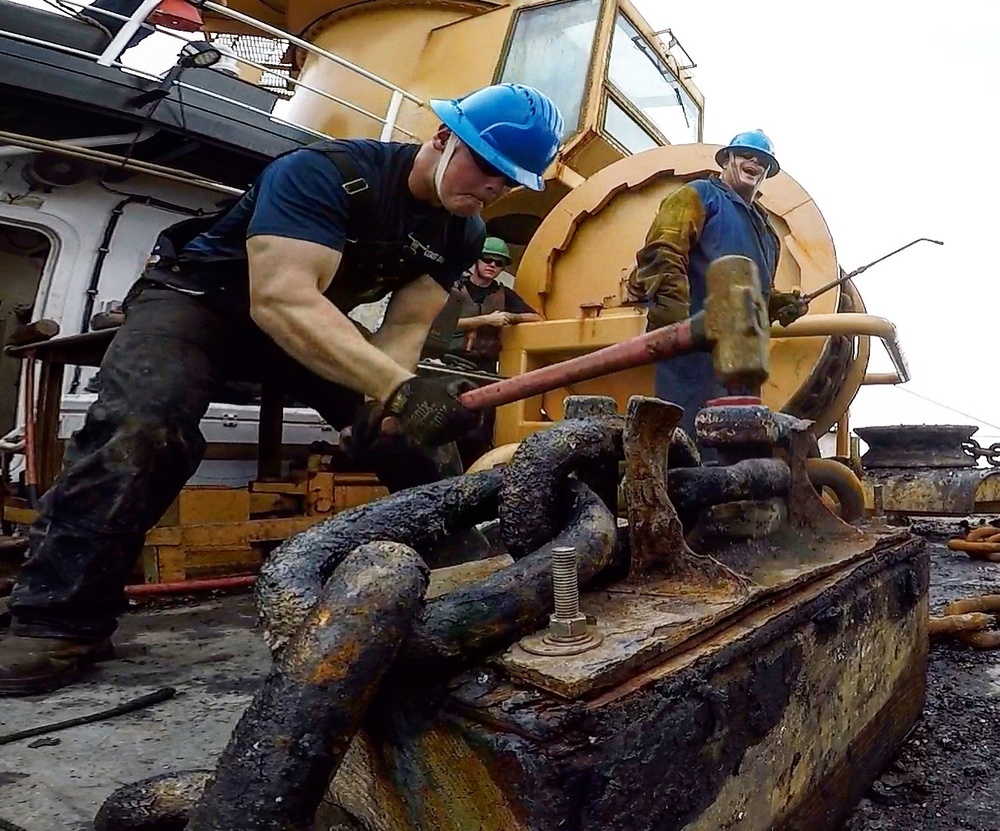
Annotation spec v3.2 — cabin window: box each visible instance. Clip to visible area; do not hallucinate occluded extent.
[0,222,53,434]
[603,95,658,154]
[607,13,701,145]
[498,0,601,138]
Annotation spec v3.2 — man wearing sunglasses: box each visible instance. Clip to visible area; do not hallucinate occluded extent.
[428,236,542,374]
[424,235,542,466]
[625,130,808,445]
[0,83,563,696]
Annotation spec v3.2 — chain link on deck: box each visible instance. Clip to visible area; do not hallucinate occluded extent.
[961,438,1000,467]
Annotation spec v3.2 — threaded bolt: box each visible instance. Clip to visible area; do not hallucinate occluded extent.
[870,482,888,527]
[518,544,603,656]
[551,545,581,620]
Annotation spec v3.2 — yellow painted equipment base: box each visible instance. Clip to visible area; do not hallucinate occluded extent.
[1,471,387,584]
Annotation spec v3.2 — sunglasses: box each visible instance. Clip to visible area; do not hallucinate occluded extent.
[480,257,506,267]
[732,152,770,169]
[467,146,519,189]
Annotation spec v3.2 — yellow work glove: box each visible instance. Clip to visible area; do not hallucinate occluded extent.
[768,290,809,327]
[645,298,690,330]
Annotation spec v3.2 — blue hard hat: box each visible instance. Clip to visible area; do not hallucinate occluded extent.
[429,84,564,192]
[715,129,780,177]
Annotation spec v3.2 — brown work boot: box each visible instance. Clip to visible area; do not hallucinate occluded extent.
[0,634,114,696]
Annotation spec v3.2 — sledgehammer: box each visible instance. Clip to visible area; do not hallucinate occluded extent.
[458,254,771,412]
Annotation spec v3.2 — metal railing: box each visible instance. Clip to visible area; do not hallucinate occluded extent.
[210,33,294,98]
[199,0,420,141]
[1,0,425,143]
[770,313,911,385]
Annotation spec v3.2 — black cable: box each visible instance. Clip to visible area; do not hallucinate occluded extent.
[893,386,1000,434]
[117,53,204,168]
[0,687,176,746]
[68,193,202,394]
[98,181,210,213]
[176,79,188,133]
[0,692,175,831]
[117,97,164,171]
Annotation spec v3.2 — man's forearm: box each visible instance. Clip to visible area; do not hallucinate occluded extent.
[252,296,410,404]
[455,315,490,332]
[629,247,690,301]
[629,185,703,306]
[370,321,432,372]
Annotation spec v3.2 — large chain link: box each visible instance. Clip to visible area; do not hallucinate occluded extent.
[962,438,1000,467]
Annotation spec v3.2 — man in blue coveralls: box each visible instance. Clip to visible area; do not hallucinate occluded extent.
[626,130,809,442]
[0,83,564,696]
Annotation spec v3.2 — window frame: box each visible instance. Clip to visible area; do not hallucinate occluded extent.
[494,0,606,140]
[601,85,660,155]
[602,10,702,150]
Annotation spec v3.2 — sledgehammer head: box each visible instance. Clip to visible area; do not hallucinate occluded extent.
[704,255,770,394]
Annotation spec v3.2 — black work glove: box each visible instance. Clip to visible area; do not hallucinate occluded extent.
[384,375,480,448]
[341,399,386,459]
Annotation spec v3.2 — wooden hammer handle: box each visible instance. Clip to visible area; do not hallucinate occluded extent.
[458,313,706,412]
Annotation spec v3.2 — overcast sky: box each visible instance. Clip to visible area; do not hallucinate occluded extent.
[632,0,1000,443]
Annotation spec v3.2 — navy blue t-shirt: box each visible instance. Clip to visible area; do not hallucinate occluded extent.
[180,141,484,310]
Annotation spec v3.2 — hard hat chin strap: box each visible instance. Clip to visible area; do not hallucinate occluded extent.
[749,164,770,202]
[433,133,459,204]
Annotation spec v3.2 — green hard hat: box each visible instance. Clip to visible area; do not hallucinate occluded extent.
[481,236,511,264]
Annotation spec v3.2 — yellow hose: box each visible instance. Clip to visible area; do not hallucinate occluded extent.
[805,458,866,523]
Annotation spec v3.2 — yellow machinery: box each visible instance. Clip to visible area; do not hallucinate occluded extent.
[492,146,905,447]
[0,0,908,579]
[209,0,907,455]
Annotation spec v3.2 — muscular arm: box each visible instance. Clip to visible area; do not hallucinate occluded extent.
[626,185,706,325]
[370,274,449,371]
[247,235,412,404]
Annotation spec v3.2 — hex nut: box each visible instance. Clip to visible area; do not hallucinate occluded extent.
[547,612,589,639]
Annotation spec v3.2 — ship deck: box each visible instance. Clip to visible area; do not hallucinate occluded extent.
[1,536,998,831]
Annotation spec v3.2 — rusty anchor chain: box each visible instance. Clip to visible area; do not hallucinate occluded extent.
[95,396,866,830]
[93,249,850,830]
[97,416,622,831]
[961,438,1000,468]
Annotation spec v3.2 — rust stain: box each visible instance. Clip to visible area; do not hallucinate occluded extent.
[413,725,528,831]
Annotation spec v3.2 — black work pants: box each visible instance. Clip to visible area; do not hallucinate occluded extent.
[9,281,434,640]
